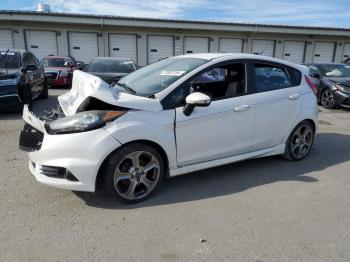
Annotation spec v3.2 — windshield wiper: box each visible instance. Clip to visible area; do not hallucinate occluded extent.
[116,82,137,94]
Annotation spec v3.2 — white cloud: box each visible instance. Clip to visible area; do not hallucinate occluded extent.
[37,0,350,27]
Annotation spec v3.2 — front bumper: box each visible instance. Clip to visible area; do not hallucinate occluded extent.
[0,85,22,111]
[20,106,122,192]
[333,90,350,108]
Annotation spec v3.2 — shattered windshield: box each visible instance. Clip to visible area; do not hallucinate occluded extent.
[117,57,208,96]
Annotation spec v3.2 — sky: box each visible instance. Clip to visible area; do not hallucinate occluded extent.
[2,0,350,28]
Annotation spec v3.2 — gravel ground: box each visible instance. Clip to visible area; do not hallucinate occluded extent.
[0,89,350,262]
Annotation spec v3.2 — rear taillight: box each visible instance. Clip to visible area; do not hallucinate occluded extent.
[305,75,317,96]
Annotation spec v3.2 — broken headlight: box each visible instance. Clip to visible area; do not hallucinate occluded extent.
[45,110,127,134]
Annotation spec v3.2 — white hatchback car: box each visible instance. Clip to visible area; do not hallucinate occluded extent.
[20,53,318,203]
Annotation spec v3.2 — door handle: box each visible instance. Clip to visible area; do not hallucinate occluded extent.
[288,94,300,100]
[234,105,250,112]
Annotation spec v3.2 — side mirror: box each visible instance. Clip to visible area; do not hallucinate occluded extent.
[25,64,37,71]
[310,73,320,79]
[183,92,211,116]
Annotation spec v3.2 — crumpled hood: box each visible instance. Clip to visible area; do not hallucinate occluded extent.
[58,70,162,116]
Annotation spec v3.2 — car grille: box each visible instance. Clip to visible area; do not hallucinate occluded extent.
[19,124,44,152]
[45,72,58,80]
[0,95,20,105]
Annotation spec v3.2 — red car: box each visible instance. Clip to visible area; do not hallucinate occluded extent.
[41,56,78,88]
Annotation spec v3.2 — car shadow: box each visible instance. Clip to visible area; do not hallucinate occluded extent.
[74,132,350,209]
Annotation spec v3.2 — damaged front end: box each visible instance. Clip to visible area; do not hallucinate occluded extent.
[19,70,162,152]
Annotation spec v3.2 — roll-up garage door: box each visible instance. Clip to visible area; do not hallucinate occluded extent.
[283,41,305,64]
[68,32,98,63]
[184,37,209,54]
[252,40,275,57]
[342,43,350,61]
[25,30,57,59]
[219,38,243,53]
[313,42,335,63]
[0,29,13,49]
[147,35,174,64]
[109,34,137,63]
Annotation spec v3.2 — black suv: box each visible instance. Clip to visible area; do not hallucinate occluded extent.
[0,49,48,112]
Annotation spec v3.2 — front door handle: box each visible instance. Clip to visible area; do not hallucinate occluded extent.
[234,105,250,112]
[288,94,300,100]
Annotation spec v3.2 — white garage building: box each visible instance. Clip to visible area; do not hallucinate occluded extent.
[1,10,350,66]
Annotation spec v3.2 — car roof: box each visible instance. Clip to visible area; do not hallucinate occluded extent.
[43,56,71,59]
[173,53,307,72]
[92,57,134,61]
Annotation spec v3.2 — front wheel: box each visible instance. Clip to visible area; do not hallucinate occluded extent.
[320,88,335,109]
[283,121,315,161]
[104,143,164,203]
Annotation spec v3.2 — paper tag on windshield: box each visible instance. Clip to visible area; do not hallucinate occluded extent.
[160,70,186,76]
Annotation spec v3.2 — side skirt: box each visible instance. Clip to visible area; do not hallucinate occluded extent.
[169,143,285,177]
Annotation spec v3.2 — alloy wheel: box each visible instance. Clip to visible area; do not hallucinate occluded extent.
[113,151,160,200]
[321,88,335,108]
[290,124,314,159]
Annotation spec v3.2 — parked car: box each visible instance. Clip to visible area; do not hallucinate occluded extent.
[41,56,78,88]
[87,57,136,84]
[76,60,87,71]
[0,49,47,112]
[304,63,350,109]
[19,54,318,203]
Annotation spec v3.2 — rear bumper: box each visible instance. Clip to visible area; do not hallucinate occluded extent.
[333,90,350,108]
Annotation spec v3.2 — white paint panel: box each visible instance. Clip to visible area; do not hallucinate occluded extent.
[0,29,13,49]
[69,32,98,63]
[25,30,57,59]
[147,35,174,64]
[252,40,275,57]
[283,41,305,64]
[109,34,137,63]
[342,43,350,60]
[313,42,335,63]
[184,37,209,54]
[219,38,243,53]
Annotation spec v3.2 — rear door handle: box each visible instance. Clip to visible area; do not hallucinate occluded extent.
[288,94,300,100]
[234,105,250,112]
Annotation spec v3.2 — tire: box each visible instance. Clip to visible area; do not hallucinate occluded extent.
[104,143,165,204]
[282,121,315,161]
[39,79,49,99]
[320,88,335,109]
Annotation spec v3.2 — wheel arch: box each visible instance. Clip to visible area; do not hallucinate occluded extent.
[95,139,170,191]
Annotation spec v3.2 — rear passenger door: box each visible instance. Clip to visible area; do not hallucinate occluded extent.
[249,61,303,151]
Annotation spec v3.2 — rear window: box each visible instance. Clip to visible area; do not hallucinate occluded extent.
[88,59,136,73]
[41,58,68,67]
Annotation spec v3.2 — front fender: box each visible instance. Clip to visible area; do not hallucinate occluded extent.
[104,110,177,169]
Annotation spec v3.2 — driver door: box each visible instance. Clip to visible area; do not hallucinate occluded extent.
[174,63,255,166]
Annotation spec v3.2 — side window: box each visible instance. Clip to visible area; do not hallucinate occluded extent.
[26,53,36,65]
[254,63,291,92]
[22,53,29,66]
[308,65,319,75]
[161,63,246,109]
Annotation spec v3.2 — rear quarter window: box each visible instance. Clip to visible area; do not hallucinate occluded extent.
[287,66,302,86]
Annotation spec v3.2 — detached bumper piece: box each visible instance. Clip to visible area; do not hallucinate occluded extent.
[19,124,44,152]
[38,164,79,182]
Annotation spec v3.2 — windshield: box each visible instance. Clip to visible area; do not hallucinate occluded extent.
[88,59,136,73]
[41,58,67,67]
[0,52,20,69]
[321,64,350,77]
[118,57,208,96]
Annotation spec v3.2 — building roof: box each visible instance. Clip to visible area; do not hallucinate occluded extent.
[1,10,350,37]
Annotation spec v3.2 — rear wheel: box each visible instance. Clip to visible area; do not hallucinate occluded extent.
[320,88,335,109]
[283,121,315,161]
[104,143,164,204]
